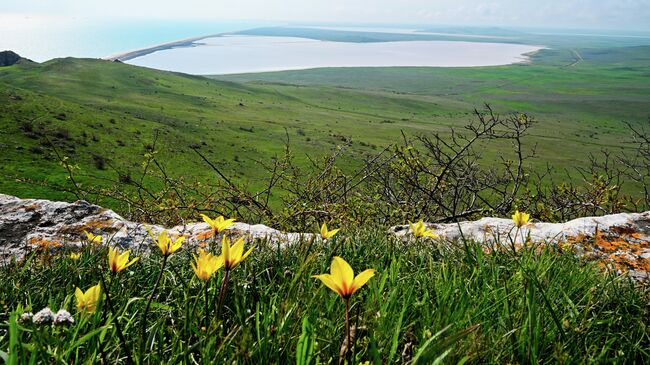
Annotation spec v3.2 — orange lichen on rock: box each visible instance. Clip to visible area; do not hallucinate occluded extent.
[28,237,63,251]
[565,225,649,276]
[59,218,117,236]
[21,204,40,212]
[195,230,215,241]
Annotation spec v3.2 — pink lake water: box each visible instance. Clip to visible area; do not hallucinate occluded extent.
[127,35,543,75]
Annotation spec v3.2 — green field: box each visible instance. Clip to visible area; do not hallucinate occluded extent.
[1,230,648,363]
[1,29,649,212]
[1,27,650,365]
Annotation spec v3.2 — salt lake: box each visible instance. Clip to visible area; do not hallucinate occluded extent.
[126,35,543,75]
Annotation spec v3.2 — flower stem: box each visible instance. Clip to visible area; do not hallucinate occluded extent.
[141,255,168,343]
[216,269,231,318]
[99,272,134,364]
[512,227,521,254]
[345,297,351,358]
[203,281,209,328]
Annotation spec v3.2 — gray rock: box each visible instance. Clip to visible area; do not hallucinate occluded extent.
[0,51,32,67]
[390,212,650,283]
[1,194,647,283]
[0,194,311,262]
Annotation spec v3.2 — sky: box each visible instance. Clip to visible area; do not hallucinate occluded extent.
[2,0,650,31]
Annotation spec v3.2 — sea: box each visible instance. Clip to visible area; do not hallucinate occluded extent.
[2,18,542,75]
[0,17,264,62]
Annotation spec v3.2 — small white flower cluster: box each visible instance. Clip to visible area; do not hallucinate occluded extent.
[20,307,75,326]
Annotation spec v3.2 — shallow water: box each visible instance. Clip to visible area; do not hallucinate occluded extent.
[0,18,261,62]
[127,35,543,75]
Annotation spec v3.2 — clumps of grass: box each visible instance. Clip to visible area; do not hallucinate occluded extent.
[0,225,648,363]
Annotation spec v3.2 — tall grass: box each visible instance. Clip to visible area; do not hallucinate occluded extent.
[0,229,648,363]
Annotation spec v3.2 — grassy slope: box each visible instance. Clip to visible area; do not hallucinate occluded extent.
[1,231,648,363]
[217,46,650,172]
[1,43,649,206]
[0,58,463,202]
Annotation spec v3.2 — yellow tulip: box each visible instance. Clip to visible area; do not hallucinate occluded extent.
[75,283,101,314]
[191,249,224,281]
[409,220,438,239]
[108,246,139,274]
[512,210,531,228]
[320,223,341,240]
[148,229,185,256]
[313,256,376,299]
[84,231,103,245]
[201,214,236,234]
[69,252,82,260]
[219,235,254,270]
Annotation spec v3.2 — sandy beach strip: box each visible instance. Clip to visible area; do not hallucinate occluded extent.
[103,33,234,61]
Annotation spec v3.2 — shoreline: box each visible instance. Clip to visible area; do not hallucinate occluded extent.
[103,32,233,61]
[104,28,541,64]
[111,32,544,74]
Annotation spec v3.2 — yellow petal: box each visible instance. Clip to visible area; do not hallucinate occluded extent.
[350,269,376,294]
[231,237,245,262]
[241,246,254,262]
[218,218,236,232]
[201,214,214,226]
[320,223,328,237]
[222,235,231,265]
[331,256,354,291]
[326,228,340,238]
[125,257,139,269]
[170,236,185,254]
[313,274,343,297]
[423,231,438,239]
[75,287,84,302]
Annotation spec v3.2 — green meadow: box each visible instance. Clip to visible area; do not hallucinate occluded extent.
[1,230,648,363]
[1,27,650,364]
[2,40,650,209]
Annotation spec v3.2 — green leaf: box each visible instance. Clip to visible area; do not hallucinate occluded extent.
[296,317,315,365]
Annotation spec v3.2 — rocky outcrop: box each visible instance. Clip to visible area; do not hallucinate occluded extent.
[1,194,648,282]
[0,51,28,67]
[390,213,650,283]
[0,194,310,263]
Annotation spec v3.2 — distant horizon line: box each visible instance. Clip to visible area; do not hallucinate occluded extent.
[3,13,650,34]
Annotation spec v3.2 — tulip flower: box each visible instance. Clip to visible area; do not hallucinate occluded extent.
[219,235,254,270]
[192,249,224,327]
[192,249,223,282]
[512,210,530,228]
[320,223,341,240]
[108,246,139,274]
[142,229,184,338]
[409,220,438,239]
[83,231,103,245]
[149,229,185,257]
[69,252,81,260]
[313,256,376,357]
[75,283,101,314]
[215,235,254,317]
[313,256,375,299]
[201,214,236,234]
[511,210,531,251]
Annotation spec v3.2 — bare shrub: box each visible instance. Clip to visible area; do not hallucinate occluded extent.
[42,107,645,230]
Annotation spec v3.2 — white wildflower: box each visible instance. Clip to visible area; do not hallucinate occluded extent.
[54,309,75,326]
[32,307,55,325]
[19,312,33,324]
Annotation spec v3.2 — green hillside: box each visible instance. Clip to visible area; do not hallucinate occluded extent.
[1,47,648,209]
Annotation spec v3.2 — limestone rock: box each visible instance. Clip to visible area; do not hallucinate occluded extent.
[390,212,650,283]
[1,194,648,283]
[0,194,310,262]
